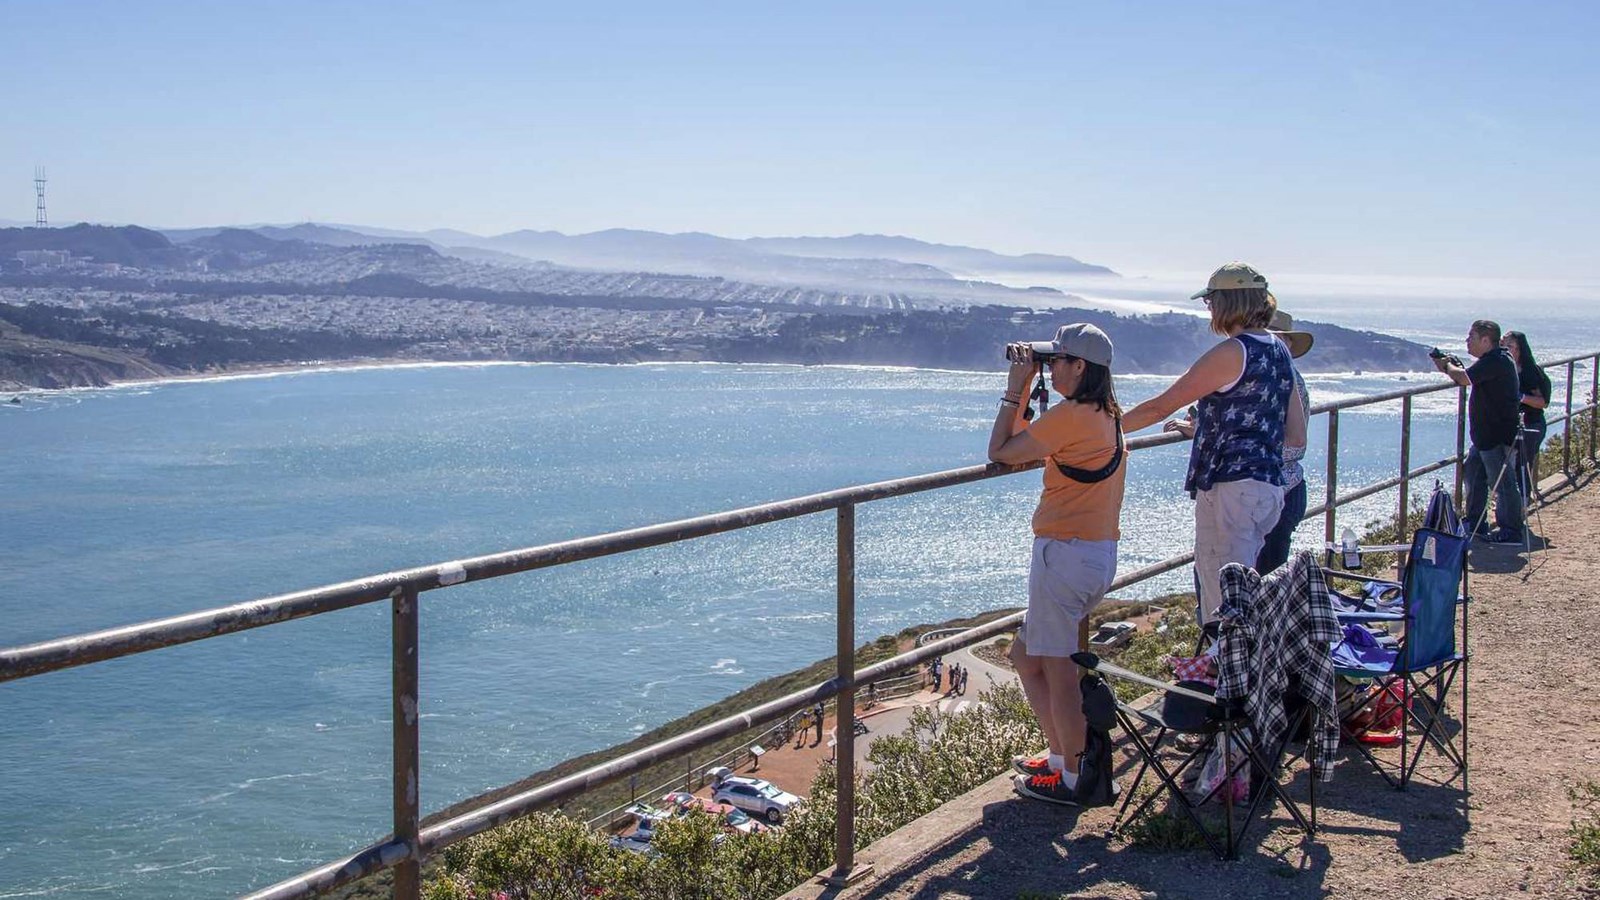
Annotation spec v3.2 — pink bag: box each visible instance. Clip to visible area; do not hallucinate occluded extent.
[1196,732,1250,805]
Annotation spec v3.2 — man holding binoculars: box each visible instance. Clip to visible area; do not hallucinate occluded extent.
[1433,320,1524,543]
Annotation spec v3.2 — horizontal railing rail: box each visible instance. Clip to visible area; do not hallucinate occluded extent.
[3,350,1595,899]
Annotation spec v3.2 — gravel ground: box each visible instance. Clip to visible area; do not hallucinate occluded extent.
[788,472,1600,900]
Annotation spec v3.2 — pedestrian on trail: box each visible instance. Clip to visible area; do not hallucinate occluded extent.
[793,711,809,749]
[930,656,942,690]
[1121,265,1304,623]
[812,702,825,746]
[989,323,1126,806]
[959,666,970,696]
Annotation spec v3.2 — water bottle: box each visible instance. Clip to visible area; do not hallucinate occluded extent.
[1341,527,1360,569]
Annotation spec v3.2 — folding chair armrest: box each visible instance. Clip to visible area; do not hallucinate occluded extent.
[1323,542,1412,554]
[1336,611,1405,623]
[1071,652,1219,705]
[1322,568,1402,589]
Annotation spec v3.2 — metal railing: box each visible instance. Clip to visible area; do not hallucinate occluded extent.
[3,351,1597,898]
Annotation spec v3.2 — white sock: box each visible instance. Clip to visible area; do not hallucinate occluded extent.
[1048,753,1067,774]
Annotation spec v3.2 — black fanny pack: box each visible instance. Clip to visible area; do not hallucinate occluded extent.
[1053,418,1125,484]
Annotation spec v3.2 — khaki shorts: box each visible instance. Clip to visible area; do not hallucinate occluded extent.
[1194,478,1285,622]
[1020,537,1118,657]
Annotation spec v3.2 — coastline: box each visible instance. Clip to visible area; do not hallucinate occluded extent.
[9,352,1449,397]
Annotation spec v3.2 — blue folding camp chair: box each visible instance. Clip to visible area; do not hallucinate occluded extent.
[1326,526,1469,793]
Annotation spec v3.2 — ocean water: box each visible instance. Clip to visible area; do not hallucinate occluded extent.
[0,357,1592,897]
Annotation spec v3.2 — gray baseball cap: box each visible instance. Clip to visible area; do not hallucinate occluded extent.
[1048,322,1114,368]
[1191,261,1269,299]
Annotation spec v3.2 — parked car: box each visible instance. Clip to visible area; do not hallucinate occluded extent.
[607,802,671,854]
[1088,621,1136,651]
[705,767,804,824]
[661,791,770,834]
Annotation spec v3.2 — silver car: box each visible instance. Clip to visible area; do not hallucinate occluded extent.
[706,769,803,824]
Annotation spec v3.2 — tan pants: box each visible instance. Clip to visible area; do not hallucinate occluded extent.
[1194,479,1284,622]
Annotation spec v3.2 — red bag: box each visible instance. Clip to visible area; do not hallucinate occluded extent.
[1351,678,1410,745]
[1369,678,1411,730]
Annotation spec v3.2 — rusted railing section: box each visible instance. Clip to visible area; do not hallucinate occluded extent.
[2,352,1596,900]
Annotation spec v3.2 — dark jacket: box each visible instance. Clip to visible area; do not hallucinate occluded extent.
[1466,347,1520,448]
[1518,363,1552,429]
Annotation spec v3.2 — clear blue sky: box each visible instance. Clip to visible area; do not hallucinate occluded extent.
[4,1,1597,279]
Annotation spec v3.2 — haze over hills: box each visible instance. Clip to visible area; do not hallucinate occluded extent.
[163,222,1118,283]
[0,221,1426,390]
[743,234,1112,275]
[11,219,1120,302]
[159,222,1122,307]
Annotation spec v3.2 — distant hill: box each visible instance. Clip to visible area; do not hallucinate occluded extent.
[190,228,295,253]
[322,224,1117,277]
[324,223,1114,283]
[467,227,953,282]
[439,245,547,266]
[0,224,181,267]
[151,221,1121,293]
[744,234,1116,276]
[253,223,432,247]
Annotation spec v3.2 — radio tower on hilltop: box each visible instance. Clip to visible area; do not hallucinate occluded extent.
[34,167,48,228]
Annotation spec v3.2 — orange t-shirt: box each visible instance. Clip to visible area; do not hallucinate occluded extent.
[1026,400,1125,541]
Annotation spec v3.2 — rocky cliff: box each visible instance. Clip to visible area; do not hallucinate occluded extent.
[0,331,176,390]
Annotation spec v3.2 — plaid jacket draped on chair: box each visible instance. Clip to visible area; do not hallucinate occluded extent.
[1215,550,1341,778]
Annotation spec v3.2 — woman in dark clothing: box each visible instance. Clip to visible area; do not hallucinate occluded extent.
[1502,331,1550,499]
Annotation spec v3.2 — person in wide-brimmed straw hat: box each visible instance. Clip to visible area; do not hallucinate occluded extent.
[1258,304,1313,574]
[1268,304,1314,359]
[1120,262,1308,622]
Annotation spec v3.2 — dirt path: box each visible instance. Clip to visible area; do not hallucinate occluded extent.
[787,472,1600,900]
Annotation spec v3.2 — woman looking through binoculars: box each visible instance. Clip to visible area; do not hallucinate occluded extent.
[987,322,1125,806]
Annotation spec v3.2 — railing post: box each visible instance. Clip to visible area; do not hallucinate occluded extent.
[827,503,870,886]
[1324,410,1339,561]
[1396,396,1413,582]
[1454,387,1467,510]
[1591,355,1598,463]
[1565,360,1576,479]
[393,588,421,900]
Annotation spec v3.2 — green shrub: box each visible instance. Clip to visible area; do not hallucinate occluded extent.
[424,682,1041,899]
[1088,600,1145,628]
[1569,779,1600,882]
[1106,606,1202,704]
[854,682,1042,847]
[1537,388,1596,480]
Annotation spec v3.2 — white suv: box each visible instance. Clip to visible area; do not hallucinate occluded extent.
[706,768,804,824]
